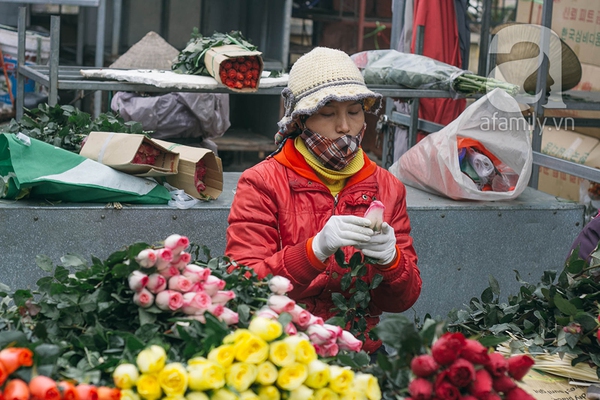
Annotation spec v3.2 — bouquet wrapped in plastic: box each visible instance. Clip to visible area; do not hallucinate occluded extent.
[351,50,519,98]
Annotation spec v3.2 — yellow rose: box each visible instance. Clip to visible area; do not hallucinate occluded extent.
[288,384,314,400]
[119,389,141,400]
[248,316,283,342]
[340,390,367,400]
[223,328,252,344]
[187,359,225,391]
[235,334,269,364]
[136,345,167,374]
[187,356,207,366]
[164,395,186,400]
[269,340,295,367]
[256,361,278,385]
[284,336,317,364]
[113,363,140,389]
[353,373,382,400]
[158,362,188,396]
[328,366,354,394]
[314,388,340,400]
[305,360,330,389]
[257,385,281,400]
[276,362,308,391]
[240,390,260,400]
[136,373,162,400]
[211,388,239,400]
[226,362,259,392]
[208,344,236,368]
[185,392,210,400]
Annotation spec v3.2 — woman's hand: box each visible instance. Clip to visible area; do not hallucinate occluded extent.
[312,215,373,262]
[354,222,397,265]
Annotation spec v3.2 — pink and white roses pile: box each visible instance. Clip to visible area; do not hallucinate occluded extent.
[407,332,535,400]
[129,234,238,325]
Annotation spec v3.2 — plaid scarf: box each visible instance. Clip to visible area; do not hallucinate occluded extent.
[300,123,366,171]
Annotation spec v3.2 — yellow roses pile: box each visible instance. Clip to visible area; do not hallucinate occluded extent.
[112,317,381,400]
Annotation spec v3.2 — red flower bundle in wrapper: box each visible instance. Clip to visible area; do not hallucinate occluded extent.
[194,159,207,193]
[218,56,261,90]
[132,143,162,166]
[407,332,535,400]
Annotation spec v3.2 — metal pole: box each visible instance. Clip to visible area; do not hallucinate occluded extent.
[529,0,553,189]
[16,7,26,120]
[408,24,424,149]
[76,7,84,65]
[93,0,106,118]
[111,0,122,58]
[49,15,60,107]
[390,0,405,51]
[357,0,366,52]
[478,0,492,76]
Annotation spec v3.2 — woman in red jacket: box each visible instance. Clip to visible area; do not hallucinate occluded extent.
[225,47,421,354]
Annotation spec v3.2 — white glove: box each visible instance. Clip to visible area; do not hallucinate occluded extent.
[312,215,374,262]
[354,222,397,265]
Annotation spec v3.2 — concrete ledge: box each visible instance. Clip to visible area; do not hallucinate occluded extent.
[0,172,585,319]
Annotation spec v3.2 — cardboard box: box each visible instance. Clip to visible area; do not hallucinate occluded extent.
[152,139,223,200]
[551,0,600,67]
[80,132,179,177]
[537,126,600,201]
[516,0,534,24]
[518,369,588,399]
[204,44,264,93]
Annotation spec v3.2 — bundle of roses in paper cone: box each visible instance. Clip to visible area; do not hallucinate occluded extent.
[406,332,535,400]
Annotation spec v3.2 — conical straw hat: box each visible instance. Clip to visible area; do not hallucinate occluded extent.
[491,23,581,93]
[109,31,179,70]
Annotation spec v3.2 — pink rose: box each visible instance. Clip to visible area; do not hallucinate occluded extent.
[135,249,157,268]
[268,276,293,295]
[410,355,439,378]
[168,275,194,292]
[431,332,466,365]
[182,264,211,283]
[211,290,236,305]
[308,314,324,325]
[267,295,295,314]
[507,354,535,381]
[181,291,212,315]
[289,305,311,329]
[202,275,226,296]
[306,324,335,345]
[159,265,180,279]
[408,378,433,400]
[447,358,476,388]
[256,307,279,320]
[461,339,490,365]
[128,270,148,292]
[170,252,192,270]
[207,303,224,317]
[155,290,183,311]
[314,341,339,357]
[146,273,167,294]
[155,248,174,270]
[364,200,385,231]
[285,323,298,335]
[164,234,190,256]
[133,288,154,308]
[218,307,239,325]
[337,330,362,352]
[322,324,343,338]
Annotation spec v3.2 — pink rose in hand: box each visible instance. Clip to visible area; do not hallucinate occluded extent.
[164,234,190,256]
[289,305,311,330]
[364,200,385,231]
[218,307,239,325]
[170,252,192,270]
[155,290,183,311]
[267,295,295,314]
[168,275,194,292]
[181,291,212,315]
[147,273,167,294]
[202,275,226,296]
[133,288,154,308]
[155,248,174,270]
[128,270,149,292]
[337,330,363,352]
[211,290,236,305]
[182,264,211,283]
[136,249,157,268]
[268,276,293,295]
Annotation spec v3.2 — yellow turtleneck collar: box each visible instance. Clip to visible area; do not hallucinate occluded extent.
[294,137,365,196]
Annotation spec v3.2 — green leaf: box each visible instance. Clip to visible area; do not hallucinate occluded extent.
[340,272,353,292]
[370,274,383,290]
[488,275,500,296]
[331,293,348,312]
[36,255,54,272]
[60,254,87,269]
[574,312,599,331]
[481,287,494,304]
[553,293,579,316]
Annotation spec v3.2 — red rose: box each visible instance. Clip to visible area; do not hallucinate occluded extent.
[469,369,493,398]
[597,328,600,342]
[483,392,502,400]
[410,355,440,378]
[461,339,490,365]
[431,332,466,365]
[507,355,535,381]
[434,381,460,400]
[492,373,517,393]
[461,396,478,400]
[485,352,509,377]
[447,358,476,387]
[505,386,536,400]
[408,378,433,400]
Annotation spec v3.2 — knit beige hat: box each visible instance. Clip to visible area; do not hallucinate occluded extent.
[278,47,381,133]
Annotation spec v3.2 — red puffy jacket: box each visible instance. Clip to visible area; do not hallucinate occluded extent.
[225,139,422,353]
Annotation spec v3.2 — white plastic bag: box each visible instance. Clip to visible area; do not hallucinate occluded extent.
[389,88,532,201]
